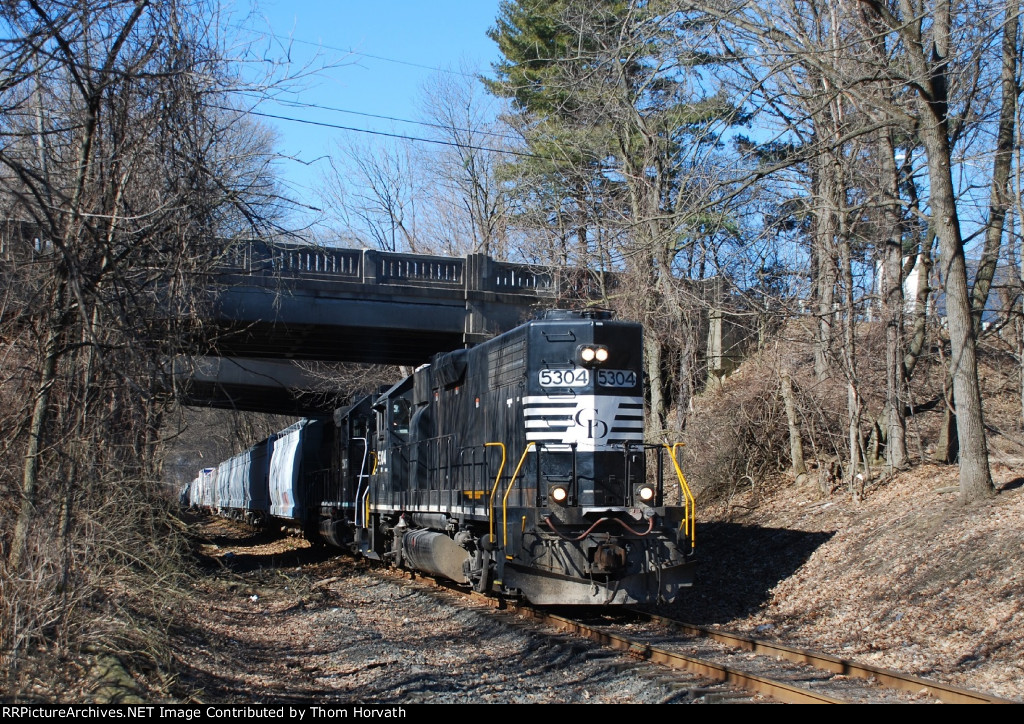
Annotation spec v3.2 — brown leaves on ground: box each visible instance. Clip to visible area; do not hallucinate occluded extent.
[664,463,1024,702]
[170,463,1024,703]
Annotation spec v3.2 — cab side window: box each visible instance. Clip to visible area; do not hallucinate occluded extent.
[391,398,411,436]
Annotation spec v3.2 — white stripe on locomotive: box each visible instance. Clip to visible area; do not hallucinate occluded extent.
[522,394,644,449]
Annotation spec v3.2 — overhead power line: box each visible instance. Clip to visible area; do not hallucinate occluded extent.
[237,94,519,143]
[212,104,536,159]
[238,25,483,78]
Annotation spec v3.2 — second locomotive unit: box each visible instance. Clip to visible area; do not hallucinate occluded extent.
[315,308,696,605]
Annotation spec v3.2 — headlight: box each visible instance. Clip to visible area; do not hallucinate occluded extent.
[637,485,655,503]
[576,345,609,367]
[550,485,568,504]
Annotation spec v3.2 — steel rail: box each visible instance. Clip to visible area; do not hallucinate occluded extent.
[526,609,847,704]
[630,610,1018,705]
[385,570,1018,704]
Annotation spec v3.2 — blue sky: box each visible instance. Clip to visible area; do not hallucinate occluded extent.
[235,1,503,222]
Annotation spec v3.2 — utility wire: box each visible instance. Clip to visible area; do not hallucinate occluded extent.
[237,25,483,78]
[237,93,519,143]
[213,104,536,159]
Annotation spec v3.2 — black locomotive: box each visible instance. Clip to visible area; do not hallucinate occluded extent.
[188,309,696,605]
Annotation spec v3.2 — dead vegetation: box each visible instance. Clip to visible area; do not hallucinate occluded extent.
[660,322,1024,701]
[664,463,1024,702]
[678,317,1013,504]
[0,0,294,702]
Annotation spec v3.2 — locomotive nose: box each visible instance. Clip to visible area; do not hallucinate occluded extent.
[593,542,628,572]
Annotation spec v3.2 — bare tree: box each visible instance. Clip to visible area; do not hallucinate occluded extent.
[683,0,1021,501]
[318,63,513,259]
[321,138,424,252]
[0,0,293,694]
[418,64,514,258]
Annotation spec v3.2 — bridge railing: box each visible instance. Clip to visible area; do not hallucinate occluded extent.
[372,252,463,287]
[277,246,362,277]
[217,241,560,297]
[2,229,582,302]
[218,241,363,279]
[479,255,556,291]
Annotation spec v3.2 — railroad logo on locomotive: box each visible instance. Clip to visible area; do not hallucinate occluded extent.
[523,395,644,449]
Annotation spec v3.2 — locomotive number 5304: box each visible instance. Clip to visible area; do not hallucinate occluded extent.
[596,369,637,388]
[539,368,589,386]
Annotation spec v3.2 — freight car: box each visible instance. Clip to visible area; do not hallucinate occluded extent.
[188,309,696,605]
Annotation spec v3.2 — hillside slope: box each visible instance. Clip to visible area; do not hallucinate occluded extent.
[661,462,1024,701]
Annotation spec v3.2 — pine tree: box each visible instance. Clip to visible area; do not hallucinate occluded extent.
[486,0,746,433]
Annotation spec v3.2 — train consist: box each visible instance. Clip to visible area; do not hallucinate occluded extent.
[186,309,696,605]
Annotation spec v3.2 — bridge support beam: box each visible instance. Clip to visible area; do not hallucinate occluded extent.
[174,356,348,415]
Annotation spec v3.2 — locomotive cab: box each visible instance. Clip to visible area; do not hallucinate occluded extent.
[371,377,414,493]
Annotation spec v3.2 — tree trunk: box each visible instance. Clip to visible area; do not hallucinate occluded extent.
[9,281,66,569]
[877,128,909,469]
[971,8,1019,334]
[918,119,993,500]
[907,1,994,501]
[813,152,839,380]
[645,333,666,436]
[780,371,807,480]
[903,239,933,380]
[839,222,865,491]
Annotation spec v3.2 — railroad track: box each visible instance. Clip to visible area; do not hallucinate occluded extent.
[195,519,1018,704]
[392,570,1017,704]
[516,607,1018,704]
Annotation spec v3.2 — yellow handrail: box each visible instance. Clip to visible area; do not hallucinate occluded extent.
[502,442,536,558]
[363,451,378,528]
[485,442,506,545]
[664,442,696,550]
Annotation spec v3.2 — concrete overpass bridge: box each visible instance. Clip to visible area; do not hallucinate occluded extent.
[0,225,747,417]
[180,243,575,414]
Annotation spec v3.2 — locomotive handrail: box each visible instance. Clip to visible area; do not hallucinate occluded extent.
[438,435,455,511]
[352,438,368,527]
[454,446,484,504]
[361,451,378,531]
[664,443,696,550]
[484,442,506,546]
[411,433,457,511]
[501,442,536,559]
